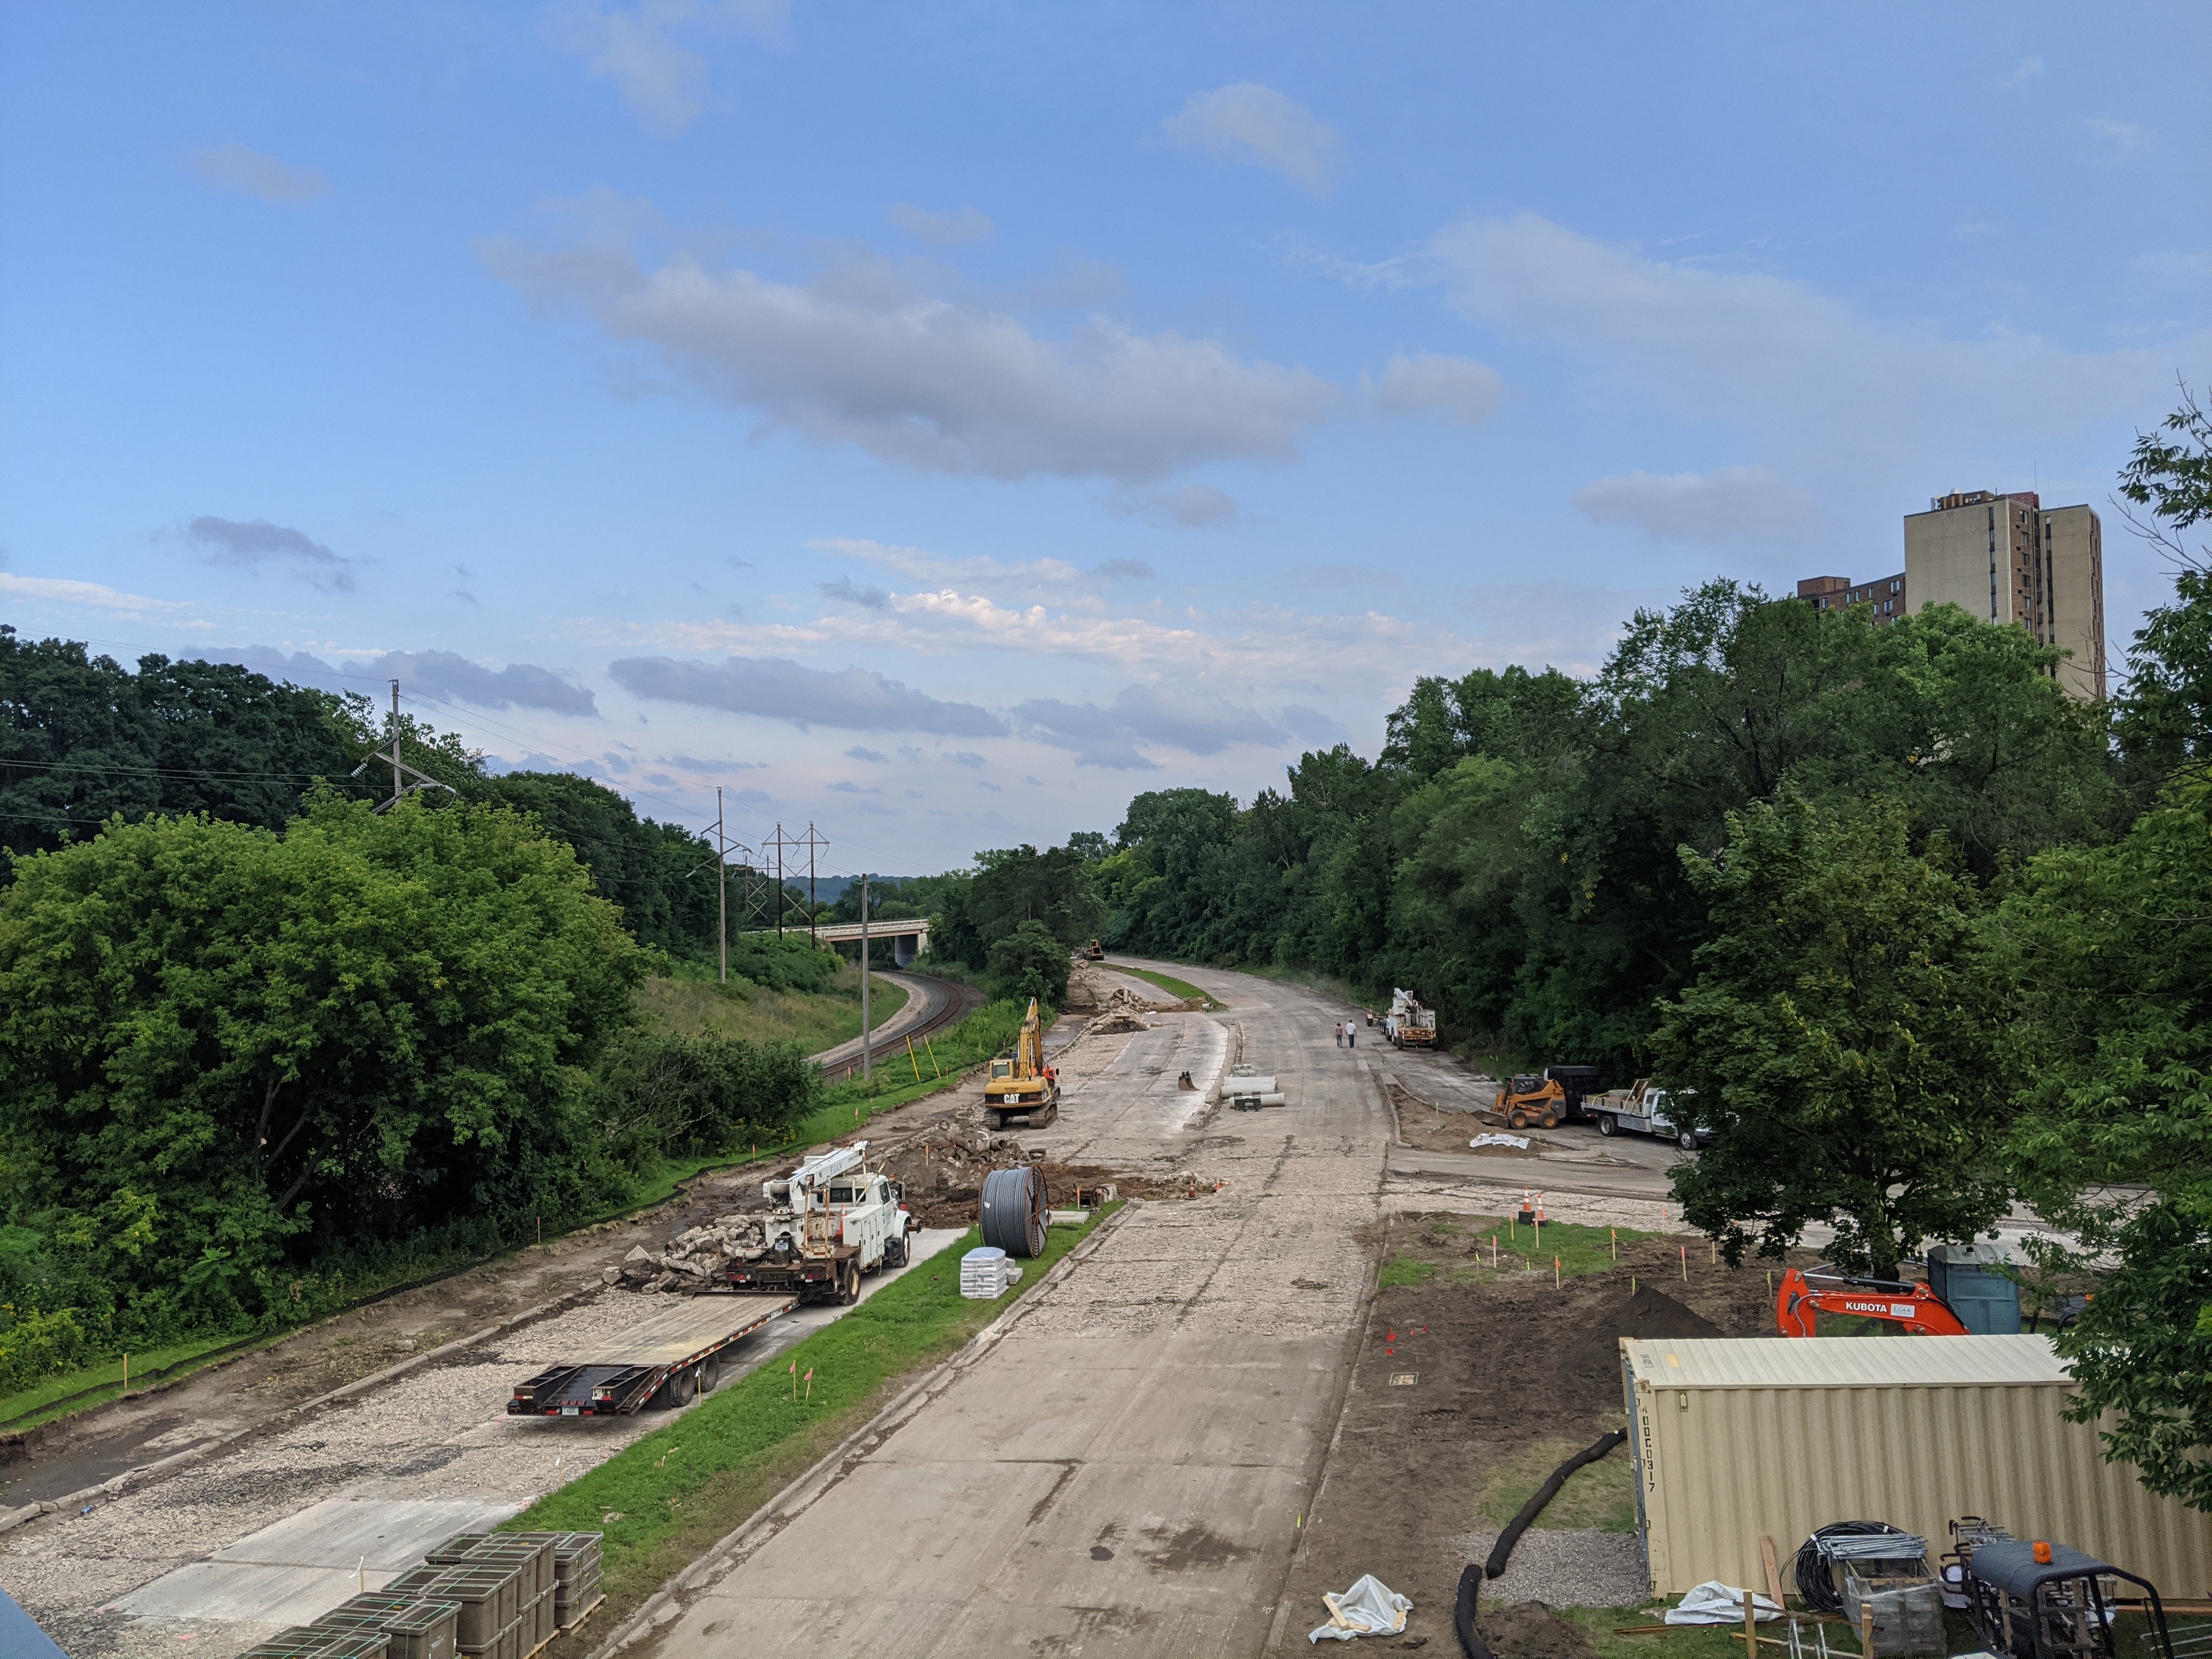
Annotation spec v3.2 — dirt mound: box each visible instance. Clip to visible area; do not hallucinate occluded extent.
[1476,1600,1598,1659]
[1556,1284,1722,1380]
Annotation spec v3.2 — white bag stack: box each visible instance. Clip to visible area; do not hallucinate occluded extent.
[960,1246,1023,1299]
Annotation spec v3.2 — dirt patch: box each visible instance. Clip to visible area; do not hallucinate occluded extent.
[1266,1213,1816,1654]
[1480,1600,1601,1659]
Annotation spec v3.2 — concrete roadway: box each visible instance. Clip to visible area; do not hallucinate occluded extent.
[637,957,1392,1658]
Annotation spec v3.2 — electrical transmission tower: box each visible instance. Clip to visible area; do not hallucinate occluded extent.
[793,821,830,944]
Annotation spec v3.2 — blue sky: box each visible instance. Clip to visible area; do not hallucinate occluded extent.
[3,3,2205,875]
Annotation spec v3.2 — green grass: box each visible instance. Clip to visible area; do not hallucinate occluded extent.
[637,966,907,1054]
[1378,1252,1441,1287]
[501,1204,1121,1620]
[1105,962,1223,1009]
[0,1328,296,1431]
[1389,1212,1654,1291]
[1474,1427,1637,1533]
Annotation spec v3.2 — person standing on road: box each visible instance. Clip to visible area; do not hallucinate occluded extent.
[1346,1021,1356,1049]
[1334,1021,1344,1047]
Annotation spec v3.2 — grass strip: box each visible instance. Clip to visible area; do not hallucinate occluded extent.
[501,1204,1120,1624]
[1105,962,1223,1010]
[0,1329,296,1432]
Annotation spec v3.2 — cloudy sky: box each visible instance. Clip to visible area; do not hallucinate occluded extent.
[3,5,2205,875]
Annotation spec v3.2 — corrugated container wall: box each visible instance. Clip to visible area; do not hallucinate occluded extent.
[1622,1335,2211,1599]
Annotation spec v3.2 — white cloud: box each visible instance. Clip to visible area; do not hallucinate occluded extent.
[1107,482,1239,528]
[1161,83,1340,194]
[484,225,1333,481]
[845,745,888,763]
[812,539,1088,599]
[1571,466,1812,545]
[549,1,785,137]
[2081,116,2149,150]
[369,650,599,716]
[1429,211,2189,470]
[888,204,994,245]
[0,573,186,614]
[609,654,1007,735]
[187,143,330,205]
[1013,683,1286,769]
[189,516,353,590]
[1364,351,1506,425]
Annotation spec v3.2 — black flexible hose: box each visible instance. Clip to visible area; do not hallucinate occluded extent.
[1485,1429,1629,1579]
[1793,1521,1915,1616]
[1454,1564,1494,1659]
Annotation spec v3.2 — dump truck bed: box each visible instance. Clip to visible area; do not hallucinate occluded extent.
[509,1293,795,1417]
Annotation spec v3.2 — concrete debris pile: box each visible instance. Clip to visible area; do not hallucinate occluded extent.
[1090,985,1158,1034]
[605,1215,775,1293]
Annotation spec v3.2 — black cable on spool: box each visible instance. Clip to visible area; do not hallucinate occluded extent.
[1454,1564,1495,1659]
[1485,1429,1628,1579]
[980,1166,1047,1257]
[1793,1521,1915,1617]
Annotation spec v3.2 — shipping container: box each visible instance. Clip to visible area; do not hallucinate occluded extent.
[1621,1334,2211,1599]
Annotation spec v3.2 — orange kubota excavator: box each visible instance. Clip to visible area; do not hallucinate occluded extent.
[1775,1266,1971,1338]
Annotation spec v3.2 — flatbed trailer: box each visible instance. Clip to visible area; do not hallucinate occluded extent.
[507,1293,796,1418]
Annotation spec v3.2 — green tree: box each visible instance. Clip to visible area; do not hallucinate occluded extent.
[1988,386,2212,1510]
[1651,794,2012,1278]
[0,797,641,1337]
[986,918,1070,1007]
[0,632,364,862]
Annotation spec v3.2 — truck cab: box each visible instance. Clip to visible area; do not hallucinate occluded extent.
[731,1144,917,1304]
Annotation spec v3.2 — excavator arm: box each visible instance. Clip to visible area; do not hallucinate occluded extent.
[1775,1267,1971,1338]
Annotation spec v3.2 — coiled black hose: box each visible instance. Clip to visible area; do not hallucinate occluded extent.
[1455,1427,1628,1657]
[1793,1521,1915,1616]
[1486,1429,1629,1579]
[1455,1565,1494,1659]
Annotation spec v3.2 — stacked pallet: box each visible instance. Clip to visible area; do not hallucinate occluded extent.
[235,1529,606,1659]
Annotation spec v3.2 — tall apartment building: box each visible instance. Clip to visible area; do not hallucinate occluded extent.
[1797,490,2106,699]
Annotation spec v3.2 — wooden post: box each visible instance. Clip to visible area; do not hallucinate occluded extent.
[1861,1606,1875,1657]
[122,1353,128,1393]
[1746,1582,1760,1658]
[1760,1534,1788,1612]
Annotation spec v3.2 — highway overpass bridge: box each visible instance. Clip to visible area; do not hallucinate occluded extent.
[748,918,931,967]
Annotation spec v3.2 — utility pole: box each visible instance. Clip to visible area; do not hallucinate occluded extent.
[715,787,727,985]
[352,680,454,815]
[859,871,871,1081]
[771,822,785,938]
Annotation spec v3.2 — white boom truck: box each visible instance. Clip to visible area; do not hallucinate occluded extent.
[1589,1081,1708,1151]
[1381,988,1437,1049]
[723,1142,918,1306]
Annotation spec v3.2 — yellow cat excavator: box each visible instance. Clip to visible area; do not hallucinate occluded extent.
[984,997,1060,1128]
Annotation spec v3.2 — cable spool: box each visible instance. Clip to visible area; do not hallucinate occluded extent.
[1794,1521,1917,1616]
[980,1165,1047,1257]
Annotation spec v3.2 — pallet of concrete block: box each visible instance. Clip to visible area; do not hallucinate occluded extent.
[545,1531,606,1630]
[959,1246,1023,1299]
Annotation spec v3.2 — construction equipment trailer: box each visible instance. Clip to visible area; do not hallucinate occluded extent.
[507,1294,795,1417]
[984,997,1060,1128]
[726,1141,917,1305]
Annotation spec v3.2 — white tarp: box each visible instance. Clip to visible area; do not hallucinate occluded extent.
[1469,1133,1531,1150]
[1667,1582,1784,1624]
[1308,1575,1412,1643]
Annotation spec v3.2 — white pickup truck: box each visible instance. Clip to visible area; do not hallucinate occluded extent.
[1589,1081,1708,1150]
[726,1142,917,1305]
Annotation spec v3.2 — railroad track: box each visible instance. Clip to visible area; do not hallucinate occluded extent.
[811,970,988,1077]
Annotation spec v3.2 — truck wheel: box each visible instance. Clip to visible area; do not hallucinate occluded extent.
[1596,1114,1617,1137]
[699,1359,722,1394]
[839,1263,860,1305]
[658,1367,697,1408]
[1678,1130,1699,1152]
[884,1237,908,1269]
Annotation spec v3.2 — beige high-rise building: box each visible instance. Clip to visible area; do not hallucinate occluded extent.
[1806,491,2106,699]
[1902,490,2105,698]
